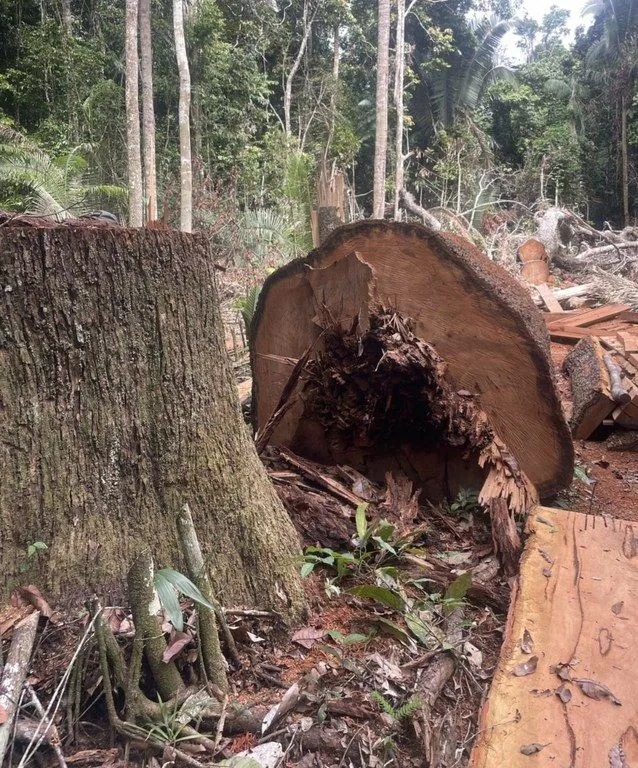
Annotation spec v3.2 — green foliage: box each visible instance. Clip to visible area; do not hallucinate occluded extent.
[0,125,126,217]
[128,694,214,747]
[371,691,423,722]
[153,567,216,632]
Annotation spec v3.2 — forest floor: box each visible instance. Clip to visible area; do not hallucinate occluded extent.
[3,269,637,768]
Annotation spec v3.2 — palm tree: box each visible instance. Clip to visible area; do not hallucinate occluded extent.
[421,16,513,134]
[0,126,126,218]
[582,0,638,224]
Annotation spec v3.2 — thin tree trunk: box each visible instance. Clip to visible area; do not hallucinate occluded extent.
[139,0,157,222]
[393,0,405,221]
[373,0,390,219]
[125,0,143,227]
[621,93,629,226]
[0,224,305,621]
[173,0,192,232]
[283,0,315,137]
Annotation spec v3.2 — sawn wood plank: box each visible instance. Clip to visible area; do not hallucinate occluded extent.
[470,506,638,768]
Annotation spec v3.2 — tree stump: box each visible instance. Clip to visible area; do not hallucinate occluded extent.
[251,221,573,518]
[0,218,304,618]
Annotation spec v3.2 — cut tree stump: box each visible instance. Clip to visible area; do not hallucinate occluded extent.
[518,238,550,285]
[251,221,573,509]
[470,506,638,768]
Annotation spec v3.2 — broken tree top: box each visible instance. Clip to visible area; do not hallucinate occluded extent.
[251,220,574,503]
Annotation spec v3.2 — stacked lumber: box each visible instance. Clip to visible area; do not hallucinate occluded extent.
[470,506,638,768]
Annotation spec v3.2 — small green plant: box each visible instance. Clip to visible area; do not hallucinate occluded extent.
[153,567,216,632]
[300,503,427,580]
[19,540,47,573]
[234,283,261,337]
[447,488,481,517]
[371,691,423,721]
[129,695,212,747]
[573,464,593,485]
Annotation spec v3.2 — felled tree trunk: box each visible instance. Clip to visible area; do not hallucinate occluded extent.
[251,222,573,553]
[0,220,305,619]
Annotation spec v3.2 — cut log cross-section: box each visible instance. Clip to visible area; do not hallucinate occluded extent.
[251,222,574,552]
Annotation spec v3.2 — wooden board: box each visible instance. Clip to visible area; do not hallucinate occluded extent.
[548,326,595,343]
[618,331,638,354]
[566,303,631,328]
[617,311,638,324]
[536,283,563,312]
[470,506,638,768]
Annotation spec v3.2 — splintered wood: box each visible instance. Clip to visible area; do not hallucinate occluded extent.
[470,506,638,768]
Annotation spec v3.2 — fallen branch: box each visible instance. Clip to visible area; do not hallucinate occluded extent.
[603,353,631,404]
[399,189,442,230]
[0,611,40,763]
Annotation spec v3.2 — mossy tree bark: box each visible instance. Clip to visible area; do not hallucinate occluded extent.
[0,223,305,620]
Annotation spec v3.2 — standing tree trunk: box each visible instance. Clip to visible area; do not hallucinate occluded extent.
[621,93,629,226]
[125,0,143,227]
[139,0,158,223]
[372,0,390,219]
[283,0,316,137]
[393,0,406,221]
[0,221,305,621]
[173,0,192,232]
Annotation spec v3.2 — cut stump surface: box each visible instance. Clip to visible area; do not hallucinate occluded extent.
[470,506,638,768]
[251,221,573,499]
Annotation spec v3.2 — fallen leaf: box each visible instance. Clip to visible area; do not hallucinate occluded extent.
[16,585,52,619]
[513,656,538,677]
[162,631,192,663]
[520,743,549,756]
[551,663,573,682]
[464,641,483,670]
[291,627,327,650]
[574,678,621,705]
[598,628,613,656]
[556,685,572,704]
[611,601,624,615]
[521,629,534,654]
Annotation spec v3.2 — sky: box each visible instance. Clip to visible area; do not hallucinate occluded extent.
[501,0,592,62]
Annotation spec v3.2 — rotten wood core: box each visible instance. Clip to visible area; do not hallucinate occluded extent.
[299,307,537,517]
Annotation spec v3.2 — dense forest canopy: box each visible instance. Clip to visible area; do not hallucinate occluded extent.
[0,0,636,244]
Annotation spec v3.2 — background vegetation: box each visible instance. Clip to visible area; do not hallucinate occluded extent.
[1,0,636,256]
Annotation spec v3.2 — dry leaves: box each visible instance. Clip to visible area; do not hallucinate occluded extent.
[12,585,52,619]
[162,631,193,663]
[574,678,622,706]
[520,629,534,654]
[520,743,549,755]
[512,656,538,677]
[611,601,624,615]
[556,685,572,704]
[291,627,327,650]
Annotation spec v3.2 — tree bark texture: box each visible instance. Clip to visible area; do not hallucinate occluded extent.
[173,0,192,232]
[393,0,406,221]
[139,0,158,223]
[372,0,390,219]
[0,224,305,619]
[125,0,144,227]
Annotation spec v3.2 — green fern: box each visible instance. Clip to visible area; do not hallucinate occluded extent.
[0,126,126,218]
[371,691,423,721]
